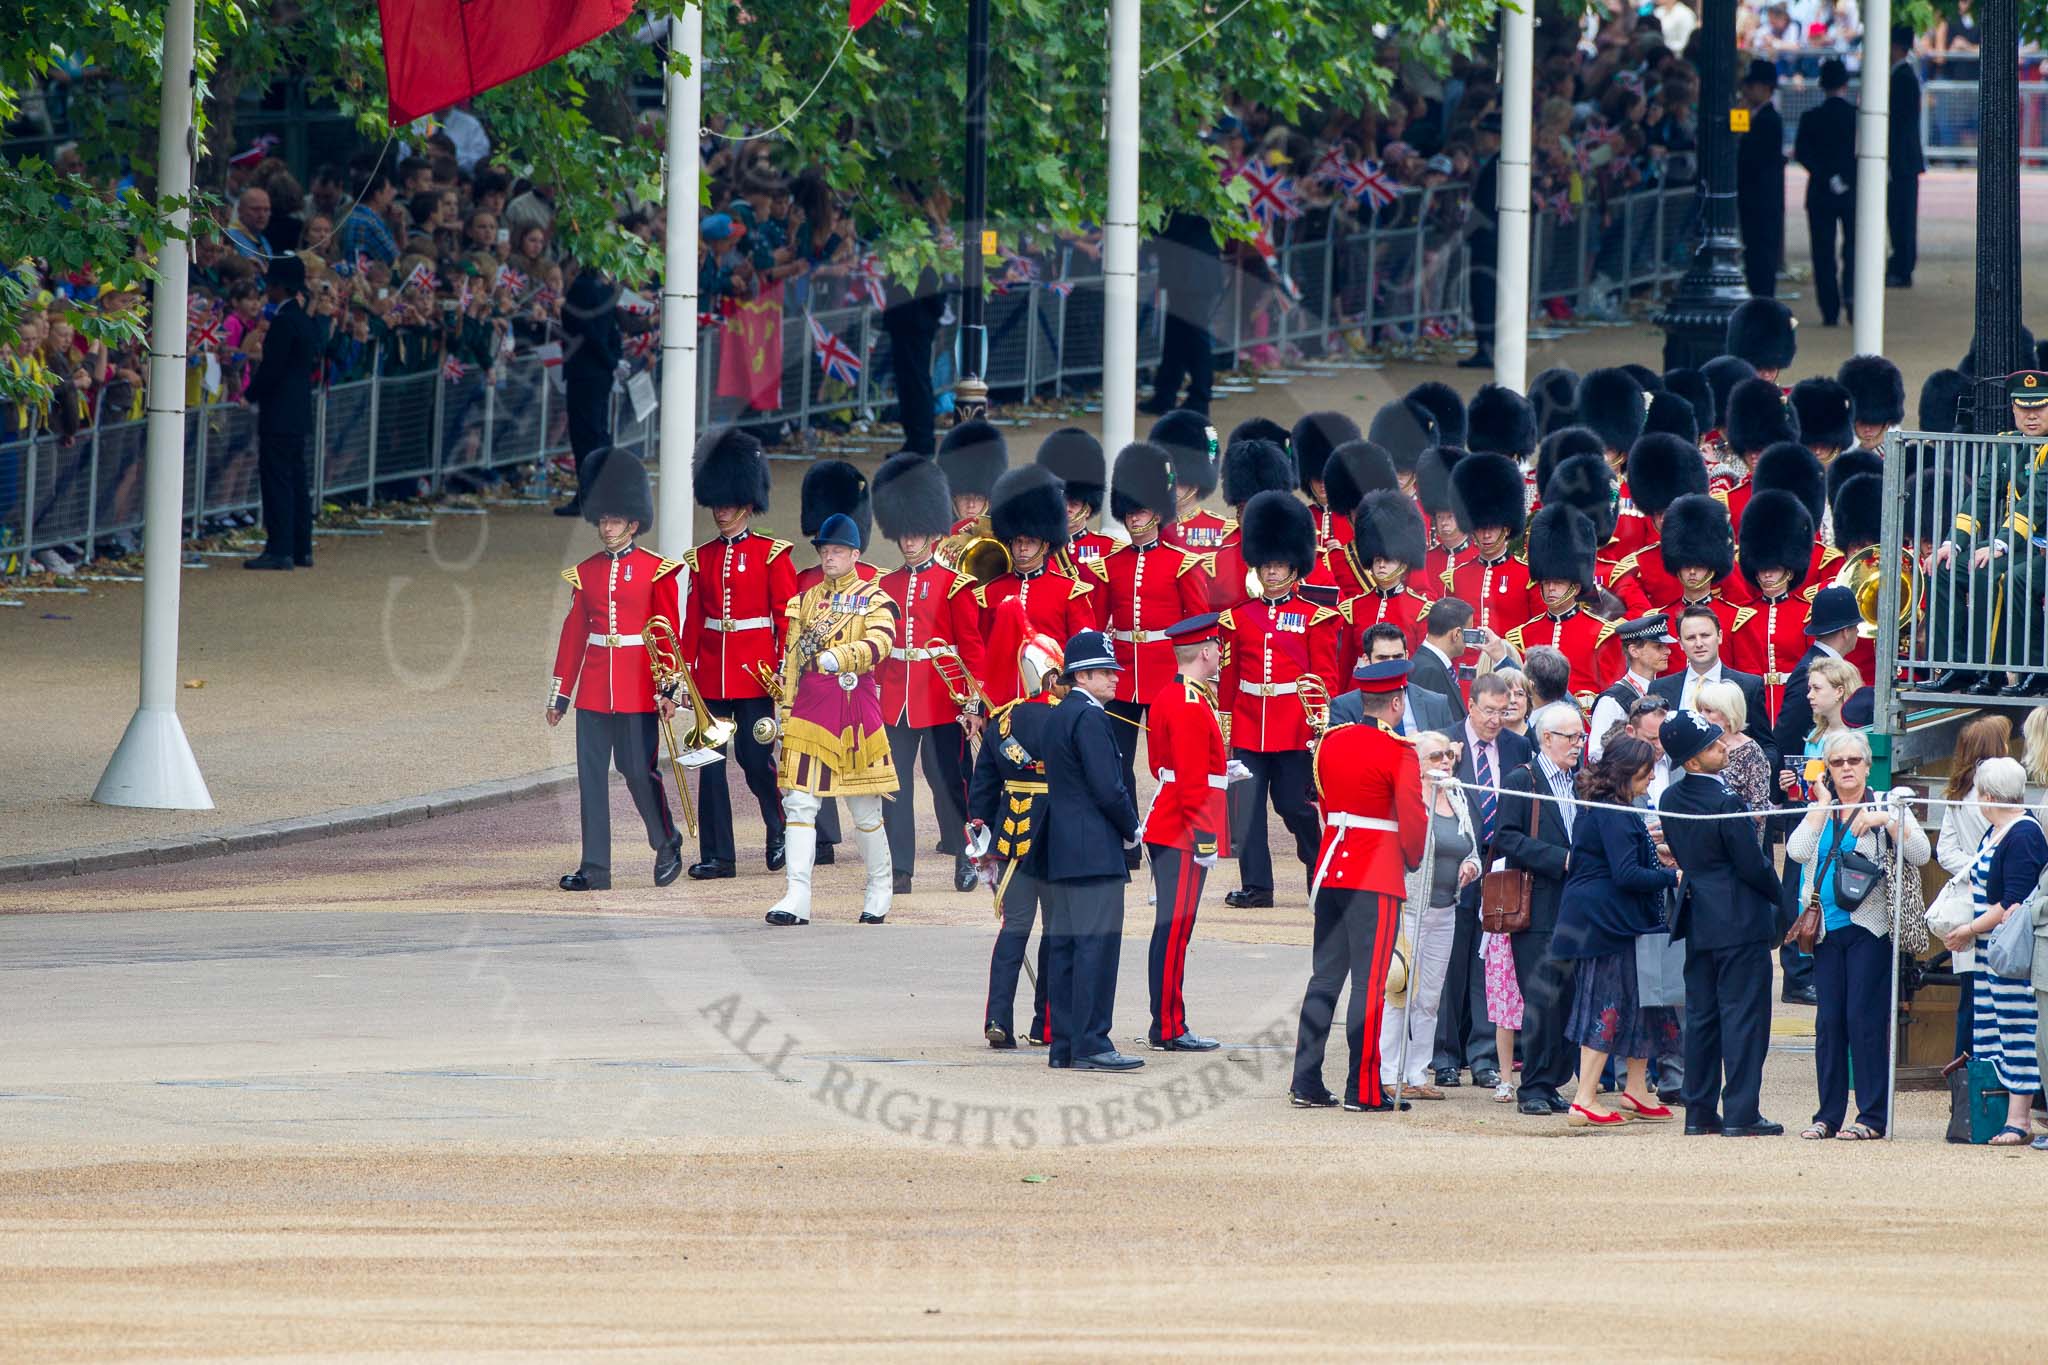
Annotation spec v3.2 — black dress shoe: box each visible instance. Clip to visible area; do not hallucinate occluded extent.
[1073,1050,1145,1071]
[766,837,786,872]
[293,555,314,568]
[653,842,684,887]
[1047,1058,1072,1069]
[1291,1090,1340,1108]
[1925,668,1976,693]
[954,854,978,892]
[1546,1094,1571,1113]
[815,844,836,866]
[1149,1032,1221,1052]
[2002,673,2048,698]
[892,871,913,895]
[688,860,736,880]
[242,555,293,570]
[985,1024,1014,1049]
[558,870,611,891]
[1344,1096,1412,1112]
[1518,1098,1555,1116]
[764,909,807,926]
[1137,396,1176,417]
[1472,1068,1502,1089]
[1456,349,1493,369]
[1684,1120,1724,1136]
[1433,1067,1462,1088]
[858,911,887,924]
[1781,985,1818,1006]
[1966,673,2008,697]
[1224,888,1273,908]
[551,498,583,517]
[1722,1118,1785,1137]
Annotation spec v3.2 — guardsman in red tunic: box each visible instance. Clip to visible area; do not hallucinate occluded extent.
[1287,658,1430,1112]
[1577,368,1655,561]
[1140,613,1234,1052]
[1467,380,1541,511]
[1293,410,1363,557]
[1411,445,1475,595]
[1204,431,1299,610]
[1648,495,1744,653]
[548,451,685,892]
[1734,440,1843,607]
[1823,463,1886,688]
[937,418,1008,534]
[1729,488,1819,724]
[1149,409,1231,553]
[1091,441,1211,808]
[1542,450,1626,590]
[1699,354,1757,491]
[679,429,799,880]
[977,464,1098,708]
[1217,492,1342,909]
[1443,452,1534,669]
[871,452,987,896]
[1037,426,1124,574]
[1720,375,1799,535]
[1338,489,1433,676]
[1315,440,1399,597]
[1609,432,1709,615]
[1505,504,1623,706]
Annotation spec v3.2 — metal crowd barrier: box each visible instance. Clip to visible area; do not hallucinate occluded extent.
[1766,75,2046,166]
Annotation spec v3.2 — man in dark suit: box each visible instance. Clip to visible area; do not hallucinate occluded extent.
[1144,211,1223,416]
[1650,603,1776,771]
[1409,600,1471,723]
[1458,114,1503,370]
[1793,59,1858,327]
[243,254,318,571]
[1329,624,1457,735]
[882,259,945,454]
[1431,671,1533,1087]
[1492,699,1585,1115]
[1658,713,1786,1137]
[1032,630,1144,1071]
[1736,59,1787,302]
[557,267,623,516]
[1887,25,1925,288]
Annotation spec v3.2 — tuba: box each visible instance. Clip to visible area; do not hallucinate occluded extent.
[1835,546,1915,637]
[937,514,1013,587]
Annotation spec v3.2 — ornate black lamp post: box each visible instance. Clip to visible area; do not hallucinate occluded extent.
[1966,0,2023,432]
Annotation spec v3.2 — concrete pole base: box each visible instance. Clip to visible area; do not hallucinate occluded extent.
[92,704,214,810]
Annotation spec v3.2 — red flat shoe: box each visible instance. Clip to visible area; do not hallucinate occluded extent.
[1567,1104,1628,1128]
[1618,1092,1674,1122]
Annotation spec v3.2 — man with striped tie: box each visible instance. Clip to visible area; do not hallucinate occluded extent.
[1430,671,1531,1089]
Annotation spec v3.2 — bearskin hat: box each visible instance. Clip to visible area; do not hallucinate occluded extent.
[1753,441,1826,522]
[937,419,1008,501]
[1239,489,1317,578]
[1536,425,1605,501]
[989,464,1070,549]
[1322,440,1399,521]
[1642,391,1700,446]
[1370,399,1438,473]
[692,427,770,512]
[1961,325,2037,379]
[1576,367,1648,453]
[1838,354,1906,428]
[1726,297,1797,372]
[1352,488,1428,569]
[1109,441,1179,523]
[1416,445,1468,516]
[1530,366,1580,436]
[1229,415,1291,451]
[1626,432,1709,517]
[582,448,656,528]
[1448,451,1528,537]
[1738,489,1816,591]
[1726,377,1799,457]
[1291,411,1362,493]
[1222,437,1296,508]
[1789,377,1855,454]
[1035,426,1105,514]
[1700,355,1758,429]
[1825,448,1883,512]
[1658,494,1735,579]
[1467,383,1539,459]
[800,459,872,548]
[1544,452,1618,544]
[1525,504,1600,594]
[1832,471,1882,552]
[1405,381,1468,448]
[1621,363,1665,395]
[871,452,955,541]
[1918,369,1971,434]
[1151,408,1220,496]
[1662,368,1716,433]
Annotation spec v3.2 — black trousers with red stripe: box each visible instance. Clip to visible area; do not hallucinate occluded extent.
[985,864,1053,1043]
[1291,887,1400,1106]
[1146,843,1207,1043]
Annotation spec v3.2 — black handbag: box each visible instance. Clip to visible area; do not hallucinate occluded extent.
[1833,841,1884,911]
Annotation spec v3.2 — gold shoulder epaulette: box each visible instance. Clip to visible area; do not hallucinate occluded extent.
[1202,551,1219,574]
[1800,583,1820,603]
[1613,547,1643,574]
[972,584,990,609]
[1174,546,1204,577]
[1731,606,1758,633]
[560,565,582,591]
[1816,546,1843,567]
[1068,577,1093,599]
[1221,516,1240,535]
[1309,605,1338,627]
[1088,557,1111,583]
[765,538,793,562]
[1505,625,1527,650]
[1439,564,1457,591]
[1710,487,1730,505]
[652,557,685,581]
[682,547,700,572]
[1593,619,1619,647]
[1218,608,1235,630]
[948,571,978,597]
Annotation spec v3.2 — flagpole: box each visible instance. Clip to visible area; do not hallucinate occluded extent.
[1100,0,1140,512]
[1851,0,1890,357]
[1493,0,1534,394]
[94,0,212,811]
[658,4,703,560]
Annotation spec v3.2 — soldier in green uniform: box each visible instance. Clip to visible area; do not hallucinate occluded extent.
[1929,371,2048,695]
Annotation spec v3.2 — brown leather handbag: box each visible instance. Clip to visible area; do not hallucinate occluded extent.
[1479,783,1536,935]
[1784,820,1846,955]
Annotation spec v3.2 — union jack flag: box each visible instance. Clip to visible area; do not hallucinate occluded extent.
[534,285,559,310]
[625,331,658,360]
[1422,316,1454,340]
[334,249,374,279]
[498,266,530,295]
[845,253,887,310]
[187,307,222,353]
[1546,191,1575,225]
[809,317,860,385]
[441,355,467,382]
[1351,159,1399,209]
[1311,146,1349,185]
[1239,161,1300,227]
[403,261,438,294]
[1045,279,1074,299]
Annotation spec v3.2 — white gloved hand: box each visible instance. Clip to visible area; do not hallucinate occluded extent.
[965,820,992,859]
[1193,850,1218,870]
[1225,759,1254,786]
[817,649,841,674]
[1121,833,1141,850]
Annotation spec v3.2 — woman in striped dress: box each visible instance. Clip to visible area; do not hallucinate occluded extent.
[1945,758,2044,1147]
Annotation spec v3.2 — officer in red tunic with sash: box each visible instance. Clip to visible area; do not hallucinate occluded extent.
[1141,612,1235,1052]
[1288,658,1429,1112]
[1505,504,1623,705]
[871,452,986,895]
[1338,489,1433,676]
[680,429,798,880]
[977,465,1099,707]
[1150,409,1231,553]
[547,450,685,892]
[1038,426,1124,572]
[1728,489,1819,725]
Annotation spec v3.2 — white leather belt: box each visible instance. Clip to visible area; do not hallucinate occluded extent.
[890,646,943,661]
[1241,681,1299,697]
[1110,628,1159,643]
[1156,768,1230,790]
[1327,813,1399,832]
[706,616,773,633]
[587,632,645,647]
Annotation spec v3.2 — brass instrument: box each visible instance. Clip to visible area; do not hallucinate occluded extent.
[643,617,737,836]
[744,595,862,744]
[1297,674,1332,739]
[747,660,787,744]
[937,514,1013,587]
[1837,547,1915,637]
[925,638,994,756]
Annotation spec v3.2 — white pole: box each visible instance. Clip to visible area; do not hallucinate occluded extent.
[657,6,703,561]
[1493,0,1535,393]
[1852,0,1891,356]
[1101,0,1140,487]
[93,0,212,811]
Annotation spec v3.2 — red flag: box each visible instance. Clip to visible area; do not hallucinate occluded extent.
[378,0,638,125]
[716,283,786,412]
[850,0,886,28]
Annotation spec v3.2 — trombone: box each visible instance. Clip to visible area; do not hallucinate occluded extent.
[644,616,736,837]
[1297,674,1332,741]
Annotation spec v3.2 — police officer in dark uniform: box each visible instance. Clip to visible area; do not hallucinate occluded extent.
[243,254,320,570]
[1887,24,1925,288]
[1793,59,1858,327]
[1736,59,1786,302]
